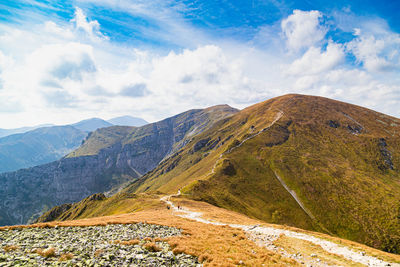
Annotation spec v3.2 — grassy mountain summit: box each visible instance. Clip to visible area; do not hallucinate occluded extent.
[117,94,400,253]
[9,94,400,253]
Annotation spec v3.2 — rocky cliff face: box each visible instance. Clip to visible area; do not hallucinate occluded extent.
[0,105,238,226]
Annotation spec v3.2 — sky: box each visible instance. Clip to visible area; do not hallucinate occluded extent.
[0,0,399,128]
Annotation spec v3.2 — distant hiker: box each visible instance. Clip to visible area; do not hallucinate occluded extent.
[178,189,181,195]
[167,205,170,210]
[177,205,180,210]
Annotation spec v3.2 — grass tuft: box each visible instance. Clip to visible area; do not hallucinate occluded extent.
[144,242,161,252]
[36,247,56,258]
[3,245,19,252]
[59,253,74,261]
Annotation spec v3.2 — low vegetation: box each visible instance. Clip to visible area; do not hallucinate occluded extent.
[124,94,400,253]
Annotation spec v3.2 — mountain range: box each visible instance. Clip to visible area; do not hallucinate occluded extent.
[1,95,400,254]
[0,116,148,173]
[0,105,237,225]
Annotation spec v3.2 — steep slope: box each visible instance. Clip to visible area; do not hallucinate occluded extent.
[0,105,238,226]
[121,94,400,253]
[107,116,148,127]
[0,126,87,173]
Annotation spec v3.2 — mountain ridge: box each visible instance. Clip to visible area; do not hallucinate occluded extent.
[0,104,238,226]
[90,94,400,253]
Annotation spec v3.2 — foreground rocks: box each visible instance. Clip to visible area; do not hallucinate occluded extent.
[0,223,201,266]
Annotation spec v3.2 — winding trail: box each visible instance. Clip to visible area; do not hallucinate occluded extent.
[161,194,399,267]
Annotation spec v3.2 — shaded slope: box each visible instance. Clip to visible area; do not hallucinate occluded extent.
[0,126,86,173]
[123,94,400,253]
[0,105,237,226]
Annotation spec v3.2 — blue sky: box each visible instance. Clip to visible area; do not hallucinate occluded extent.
[0,0,399,127]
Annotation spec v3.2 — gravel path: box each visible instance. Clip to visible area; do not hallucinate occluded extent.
[162,195,399,267]
[0,223,201,266]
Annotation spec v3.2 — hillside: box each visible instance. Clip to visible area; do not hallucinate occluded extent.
[0,126,87,173]
[0,105,238,226]
[108,94,400,253]
[32,193,400,266]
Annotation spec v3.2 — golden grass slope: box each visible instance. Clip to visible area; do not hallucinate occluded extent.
[6,195,400,266]
[124,94,400,253]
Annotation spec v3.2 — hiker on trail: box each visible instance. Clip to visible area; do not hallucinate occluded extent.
[167,205,170,210]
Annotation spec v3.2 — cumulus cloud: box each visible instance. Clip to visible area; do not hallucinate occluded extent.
[71,7,108,40]
[347,31,400,72]
[281,10,326,52]
[0,4,400,128]
[44,21,74,39]
[28,42,95,79]
[287,42,345,75]
[148,45,253,106]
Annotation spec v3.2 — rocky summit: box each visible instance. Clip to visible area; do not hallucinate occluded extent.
[0,223,200,266]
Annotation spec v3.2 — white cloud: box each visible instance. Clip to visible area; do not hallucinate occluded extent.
[44,21,74,39]
[347,33,400,72]
[287,42,345,75]
[281,10,326,52]
[27,42,96,82]
[0,5,400,129]
[149,45,252,104]
[71,7,108,40]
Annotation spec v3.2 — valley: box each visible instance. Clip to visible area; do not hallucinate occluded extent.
[1,94,400,263]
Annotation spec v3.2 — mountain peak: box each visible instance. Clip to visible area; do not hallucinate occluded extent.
[107,116,148,127]
[71,118,113,132]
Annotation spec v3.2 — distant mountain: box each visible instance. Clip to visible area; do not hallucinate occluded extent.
[0,124,54,138]
[107,116,148,127]
[0,126,87,173]
[70,118,113,132]
[0,105,238,226]
[0,118,116,174]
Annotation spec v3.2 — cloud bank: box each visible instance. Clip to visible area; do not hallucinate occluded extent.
[0,3,399,128]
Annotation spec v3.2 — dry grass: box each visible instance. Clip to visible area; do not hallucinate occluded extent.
[2,195,400,266]
[170,197,400,264]
[59,253,74,261]
[1,207,293,266]
[94,249,104,257]
[144,242,161,252]
[273,234,362,266]
[171,197,263,225]
[35,247,56,258]
[3,245,19,252]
